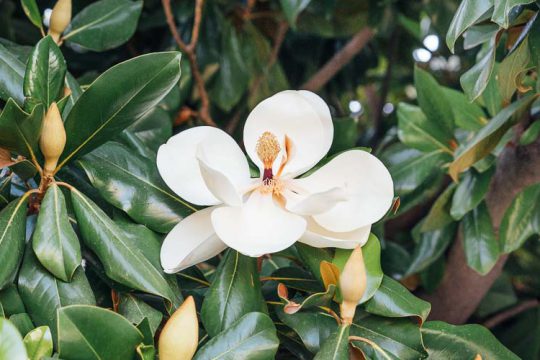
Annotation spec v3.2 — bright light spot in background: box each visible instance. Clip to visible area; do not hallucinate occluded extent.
[447,55,461,72]
[43,8,52,27]
[349,100,363,115]
[405,85,417,100]
[413,48,432,63]
[423,34,440,52]
[382,103,395,115]
[429,56,447,71]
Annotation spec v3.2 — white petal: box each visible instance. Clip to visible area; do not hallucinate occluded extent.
[294,150,394,232]
[283,187,347,215]
[211,191,307,256]
[157,126,250,206]
[160,207,228,273]
[244,90,332,178]
[297,90,333,151]
[300,217,371,249]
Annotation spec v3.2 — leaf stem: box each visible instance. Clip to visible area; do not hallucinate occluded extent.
[349,335,392,360]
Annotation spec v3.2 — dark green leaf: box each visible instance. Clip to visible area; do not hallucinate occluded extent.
[422,321,519,359]
[500,183,540,253]
[58,305,143,360]
[0,318,27,360]
[0,197,27,289]
[314,324,350,360]
[118,294,163,336]
[0,43,25,104]
[0,99,44,161]
[421,184,456,232]
[59,52,182,167]
[364,275,431,325]
[449,94,536,181]
[33,184,81,282]
[9,313,34,337]
[442,87,487,131]
[70,188,176,302]
[446,0,495,52]
[397,103,453,153]
[194,312,279,360]
[23,326,53,360]
[23,35,66,111]
[18,247,96,339]
[461,38,497,101]
[77,141,195,233]
[450,167,494,220]
[295,243,333,284]
[519,120,540,145]
[64,0,143,51]
[280,0,311,26]
[0,285,26,316]
[20,0,43,31]
[201,250,267,337]
[463,24,500,50]
[126,107,172,152]
[277,309,337,353]
[414,66,454,133]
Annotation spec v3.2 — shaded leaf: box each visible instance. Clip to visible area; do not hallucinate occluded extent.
[314,324,350,360]
[201,250,267,337]
[498,37,531,102]
[421,184,456,232]
[280,0,311,26]
[414,66,454,133]
[118,294,163,336]
[0,43,25,104]
[492,0,535,28]
[442,87,487,131]
[0,197,27,289]
[450,167,494,220]
[64,0,143,51]
[20,0,43,31]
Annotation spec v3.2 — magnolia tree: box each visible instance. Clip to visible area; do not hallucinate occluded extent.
[0,0,539,359]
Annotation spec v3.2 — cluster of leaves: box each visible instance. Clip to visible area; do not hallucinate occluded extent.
[0,0,538,359]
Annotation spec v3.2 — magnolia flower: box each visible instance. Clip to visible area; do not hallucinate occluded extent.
[157,90,394,273]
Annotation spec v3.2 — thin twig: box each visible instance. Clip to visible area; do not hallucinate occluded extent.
[483,299,539,329]
[162,0,216,127]
[301,27,374,92]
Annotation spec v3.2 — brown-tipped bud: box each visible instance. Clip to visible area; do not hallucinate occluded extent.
[159,296,199,360]
[40,102,66,177]
[49,0,71,43]
[339,246,367,324]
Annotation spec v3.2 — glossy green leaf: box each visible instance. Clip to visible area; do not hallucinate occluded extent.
[0,197,27,289]
[0,99,44,161]
[476,274,517,317]
[58,305,143,360]
[9,313,34,337]
[0,285,26,316]
[450,167,494,220]
[60,52,182,168]
[482,62,504,117]
[276,309,337,354]
[64,0,143,51]
[397,103,453,153]
[351,312,427,360]
[201,250,267,337]
[462,40,497,101]
[530,16,540,65]
[442,87,487,131]
[0,318,27,360]
[33,184,81,282]
[414,66,454,133]
[449,94,536,181]
[499,37,532,103]
[23,326,53,360]
[194,312,278,359]
[406,223,457,275]
[118,294,163,336]
[18,247,95,338]
[364,275,431,325]
[314,324,350,360]
[9,160,38,181]
[126,107,172,152]
[270,266,323,293]
[500,183,540,253]
[421,184,456,232]
[20,0,43,31]
[492,0,535,28]
[446,0,495,53]
[70,188,175,302]
[23,35,66,111]
[78,141,195,233]
[280,0,311,26]
[422,321,519,359]
[0,43,25,104]
[463,24,500,50]
[295,243,333,284]
[519,120,540,145]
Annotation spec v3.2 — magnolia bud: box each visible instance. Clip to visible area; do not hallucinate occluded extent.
[339,246,367,324]
[49,0,71,43]
[159,296,199,360]
[40,103,66,177]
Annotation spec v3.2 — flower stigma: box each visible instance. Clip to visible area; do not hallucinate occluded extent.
[256,131,281,180]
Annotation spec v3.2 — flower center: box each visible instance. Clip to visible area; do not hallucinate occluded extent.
[256,131,281,181]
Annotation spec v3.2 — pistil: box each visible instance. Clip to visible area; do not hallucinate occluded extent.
[256,131,281,180]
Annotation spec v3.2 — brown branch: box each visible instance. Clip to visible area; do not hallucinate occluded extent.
[483,299,539,329]
[162,0,216,127]
[425,136,540,324]
[301,27,374,92]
